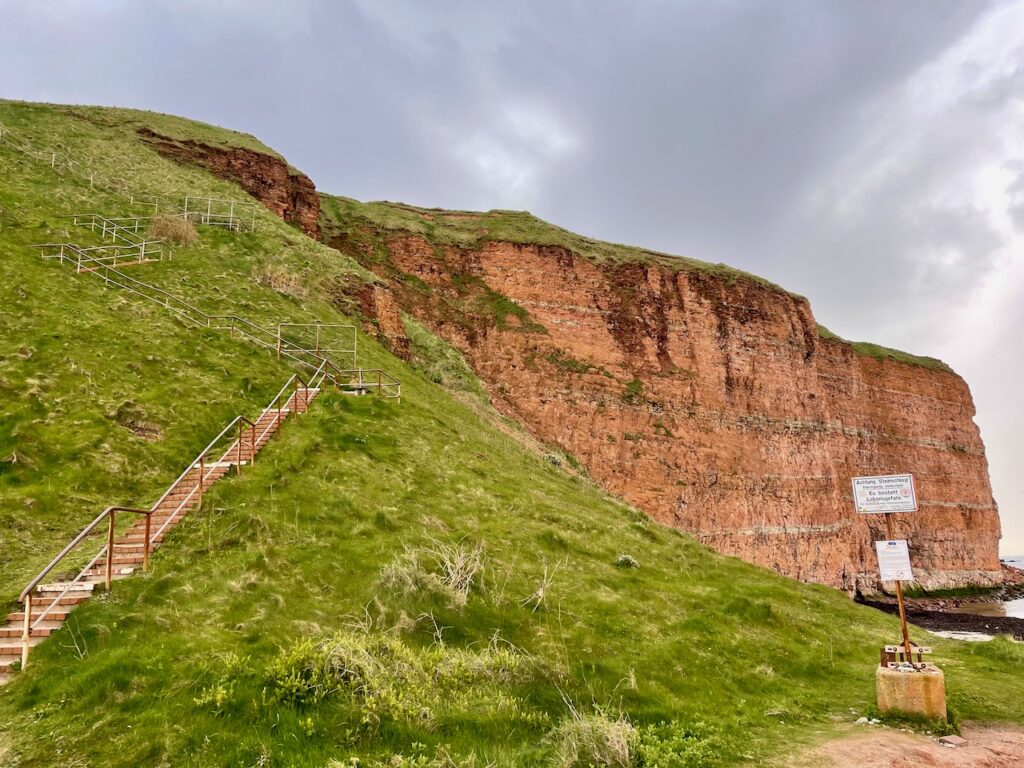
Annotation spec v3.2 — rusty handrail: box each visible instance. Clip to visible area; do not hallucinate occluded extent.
[19,506,153,602]
[18,505,152,668]
[147,415,257,544]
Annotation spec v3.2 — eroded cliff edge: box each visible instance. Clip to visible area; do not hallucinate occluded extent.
[138,127,321,238]
[319,202,1002,593]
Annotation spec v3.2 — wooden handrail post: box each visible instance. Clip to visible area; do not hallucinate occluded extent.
[21,593,32,668]
[236,422,243,475]
[143,514,152,572]
[105,510,115,591]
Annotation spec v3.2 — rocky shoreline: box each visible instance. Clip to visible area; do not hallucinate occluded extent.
[863,600,1024,640]
[859,564,1024,640]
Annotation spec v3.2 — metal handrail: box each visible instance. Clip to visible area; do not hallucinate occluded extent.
[0,122,255,229]
[19,506,153,602]
[34,242,401,397]
[17,505,152,667]
[15,373,319,668]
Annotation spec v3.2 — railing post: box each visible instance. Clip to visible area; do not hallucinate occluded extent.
[378,370,382,398]
[105,510,115,591]
[21,593,32,668]
[236,422,243,475]
[198,456,205,507]
[143,513,152,572]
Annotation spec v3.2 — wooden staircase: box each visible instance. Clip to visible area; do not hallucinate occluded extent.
[0,380,320,683]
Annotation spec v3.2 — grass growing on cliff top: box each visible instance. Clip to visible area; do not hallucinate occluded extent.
[0,100,1018,767]
[0,97,375,596]
[320,194,796,293]
[320,196,953,373]
[816,324,952,372]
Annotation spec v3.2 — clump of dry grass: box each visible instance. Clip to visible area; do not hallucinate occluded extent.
[147,213,197,245]
[380,537,486,608]
[550,705,635,768]
[253,263,308,300]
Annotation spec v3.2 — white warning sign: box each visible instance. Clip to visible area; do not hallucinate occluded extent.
[875,539,914,582]
[852,474,918,514]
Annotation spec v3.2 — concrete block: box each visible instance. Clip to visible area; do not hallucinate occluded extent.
[875,663,947,721]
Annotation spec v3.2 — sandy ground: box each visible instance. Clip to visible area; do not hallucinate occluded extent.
[785,724,1024,767]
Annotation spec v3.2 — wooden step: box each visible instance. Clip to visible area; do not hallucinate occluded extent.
[0,636,47,655]
[36,581,94,594]
[112,542,151,551]
[31,592,91,606]
[83,568,135,580]
[90,554,145,567]
[0,622,62,638]
[7,609,73,623]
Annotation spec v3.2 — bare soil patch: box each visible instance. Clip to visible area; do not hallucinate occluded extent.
[785,724,1024,768]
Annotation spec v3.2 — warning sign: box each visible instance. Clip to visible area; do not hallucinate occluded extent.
[875,540,914,582]
[852,474,917,514]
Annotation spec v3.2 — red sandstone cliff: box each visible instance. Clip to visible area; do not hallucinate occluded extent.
[328,231,1001,593]
[174,140,1000,592]
[138,128,320,238]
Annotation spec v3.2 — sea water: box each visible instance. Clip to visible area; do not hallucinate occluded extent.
[945,556,1024,618]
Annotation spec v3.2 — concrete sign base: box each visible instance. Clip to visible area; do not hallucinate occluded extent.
[875,664,947,721]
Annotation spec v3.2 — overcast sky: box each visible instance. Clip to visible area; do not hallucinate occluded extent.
[1,1,1021,553]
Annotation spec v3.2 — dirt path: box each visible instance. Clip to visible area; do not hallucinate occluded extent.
[785,724,1024,767]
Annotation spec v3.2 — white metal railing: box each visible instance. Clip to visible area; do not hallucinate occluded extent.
[277,323,358,370]
[184,196,256,232]
[0,122,256,231]
[34,244,401,399]
[37,241,164,271]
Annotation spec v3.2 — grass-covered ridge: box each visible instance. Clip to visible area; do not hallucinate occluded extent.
[816,324,952,372]
[0,100,1018,766]
[320,194,796,293]
[320,196,953,373]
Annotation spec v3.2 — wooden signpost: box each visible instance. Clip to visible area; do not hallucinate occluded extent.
[852,473,918,662]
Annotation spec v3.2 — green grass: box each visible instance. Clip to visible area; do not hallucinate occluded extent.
[0,100,1021,767]
[320,194,795,293]
[816,324,951,372]
[321,194,953,374]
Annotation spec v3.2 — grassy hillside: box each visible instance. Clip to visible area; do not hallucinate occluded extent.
[0,100,1020,767]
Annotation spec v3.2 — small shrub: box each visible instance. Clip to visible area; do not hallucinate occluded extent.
[147,213,197,245]
[633,720,735,766]
[622,379,644,405]
[266,628,535,732]
[615,554,639,569]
